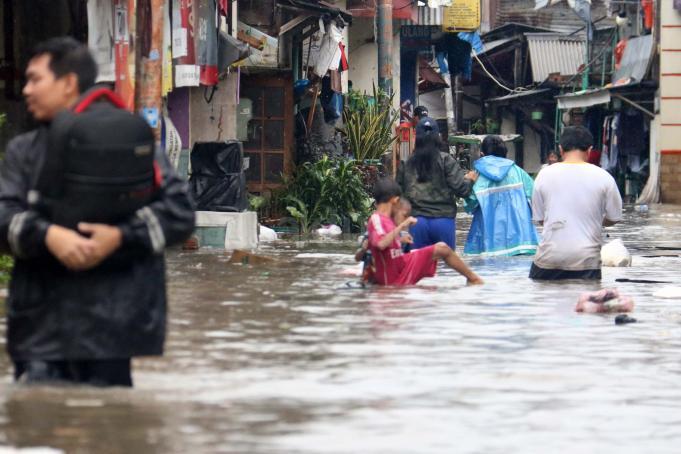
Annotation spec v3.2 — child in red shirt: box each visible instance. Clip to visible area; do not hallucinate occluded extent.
[367,178,483,286]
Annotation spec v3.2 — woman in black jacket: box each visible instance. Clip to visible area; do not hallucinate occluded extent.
[396,118,477,249]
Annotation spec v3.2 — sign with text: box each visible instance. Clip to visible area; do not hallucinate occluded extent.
[442,0,480,32]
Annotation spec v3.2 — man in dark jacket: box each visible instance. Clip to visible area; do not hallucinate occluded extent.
[0,37,195,386]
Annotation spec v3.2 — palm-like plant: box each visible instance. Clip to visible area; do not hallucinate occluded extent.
[340,85,399,162]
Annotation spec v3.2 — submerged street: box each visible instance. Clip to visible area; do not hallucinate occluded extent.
[0,205,679,453]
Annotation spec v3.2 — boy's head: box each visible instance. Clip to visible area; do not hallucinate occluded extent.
[24,37,97,122]
[481,135,507,158]
[547,150,559,165]
[373,178,402,207]
[559,126,593,155]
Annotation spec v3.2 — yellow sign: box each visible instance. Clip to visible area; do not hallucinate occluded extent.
[442,0,481,32]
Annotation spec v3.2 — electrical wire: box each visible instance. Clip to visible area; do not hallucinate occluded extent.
[473,53,529,94]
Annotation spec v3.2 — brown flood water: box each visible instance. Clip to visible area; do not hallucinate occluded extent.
[0,205,680,453]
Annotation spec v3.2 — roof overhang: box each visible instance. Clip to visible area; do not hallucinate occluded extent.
[278,0,353,24]
[487,88,554,105]
[556,88,611,110]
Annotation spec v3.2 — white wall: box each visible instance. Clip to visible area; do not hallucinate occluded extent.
[418,86,482,124]
[348,18,401,110]
[189,73,238,144]
[501,113,542,173]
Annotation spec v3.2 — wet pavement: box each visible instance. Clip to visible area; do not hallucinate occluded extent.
[0,205,680,453]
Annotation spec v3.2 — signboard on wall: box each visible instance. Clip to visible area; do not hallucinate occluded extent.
[442,0,481,32]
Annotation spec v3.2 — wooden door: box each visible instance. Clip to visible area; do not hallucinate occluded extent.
[238,74,293,193]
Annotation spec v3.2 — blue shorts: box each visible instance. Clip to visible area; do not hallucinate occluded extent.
[410,216,456,250]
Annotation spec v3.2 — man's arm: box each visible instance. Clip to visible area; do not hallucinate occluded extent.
[114,146,195,256]
[603,177,623,227]
[531,174,545,226]
[0,135,51,259]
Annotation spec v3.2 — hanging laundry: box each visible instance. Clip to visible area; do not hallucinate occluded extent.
[196,0,219,86]
[641,0,653,32]
[457,31,484,54]
[305,19,325,71]
[313,22,343,77]
[339,42,349,72]
[218,0,230,16]
[88,0,116,82]
[614,39,627,70]
[618,109,645,157]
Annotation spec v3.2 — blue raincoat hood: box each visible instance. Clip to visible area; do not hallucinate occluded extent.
[474,155,515,182]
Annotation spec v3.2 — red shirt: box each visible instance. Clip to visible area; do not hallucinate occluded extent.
[367,212,405,285]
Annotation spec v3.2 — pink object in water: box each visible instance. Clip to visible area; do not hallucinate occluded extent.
[575,289,634,313]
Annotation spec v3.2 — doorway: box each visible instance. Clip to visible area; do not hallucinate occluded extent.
[237,73,293,193]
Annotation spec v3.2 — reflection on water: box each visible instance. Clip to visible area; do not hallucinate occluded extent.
[1,206,681,453]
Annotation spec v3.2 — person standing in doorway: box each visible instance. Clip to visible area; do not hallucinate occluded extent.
[396,117,477,249]
[530,126,622,280]
[0,37,195,386]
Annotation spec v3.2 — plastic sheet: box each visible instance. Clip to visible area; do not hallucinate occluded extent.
[189,141,248,212]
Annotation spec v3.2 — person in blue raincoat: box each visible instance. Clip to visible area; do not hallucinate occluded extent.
[463,135,538,257]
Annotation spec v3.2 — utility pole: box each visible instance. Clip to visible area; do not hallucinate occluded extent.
[135,0,165,142]
[454,74,463,132]
[377,0,393,95]
[443,70,456,138]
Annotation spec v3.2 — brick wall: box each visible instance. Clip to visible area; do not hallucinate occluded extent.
[659,0,681,205]
[661,153,681,204]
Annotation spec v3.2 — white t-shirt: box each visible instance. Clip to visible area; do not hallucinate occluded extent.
[532,162,623,271]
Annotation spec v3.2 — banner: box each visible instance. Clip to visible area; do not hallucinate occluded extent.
[88,0,116,82]
[162,0,173,95]
[114,0,136,110]
[442,0,480,32]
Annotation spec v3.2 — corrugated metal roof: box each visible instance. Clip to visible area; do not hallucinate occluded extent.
[496,0,614,35]
[526,33,586,82]
[614,34,654,84]
[417,6,443,26]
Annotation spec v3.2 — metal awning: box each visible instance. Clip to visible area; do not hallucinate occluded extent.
[487,88,553,104]
[476,37,516,57]
[556,88,611,109]
[525,33,586,83]
[449,134,522,145]
[612,34,654,85]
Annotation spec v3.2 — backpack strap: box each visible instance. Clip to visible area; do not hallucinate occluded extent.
[74,88,126,113]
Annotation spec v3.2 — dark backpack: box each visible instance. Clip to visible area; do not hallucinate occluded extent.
[33,88,159,229]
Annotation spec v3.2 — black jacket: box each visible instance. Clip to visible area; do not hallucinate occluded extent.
[396,152,473,218]
[0,128,195,361]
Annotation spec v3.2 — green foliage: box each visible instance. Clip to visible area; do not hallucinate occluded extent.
[0,113,5,128]
[339,85,399,162]
[282,156,373,234]
[0,254,13,286]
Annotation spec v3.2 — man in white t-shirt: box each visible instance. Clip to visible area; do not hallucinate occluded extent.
[530,126,623,280]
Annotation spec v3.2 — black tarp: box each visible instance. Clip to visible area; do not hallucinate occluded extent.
[189,141,248,212]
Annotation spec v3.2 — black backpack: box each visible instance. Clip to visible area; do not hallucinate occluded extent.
[33,88,159,229]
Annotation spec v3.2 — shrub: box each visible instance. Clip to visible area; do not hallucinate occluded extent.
[282,156,373,234]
